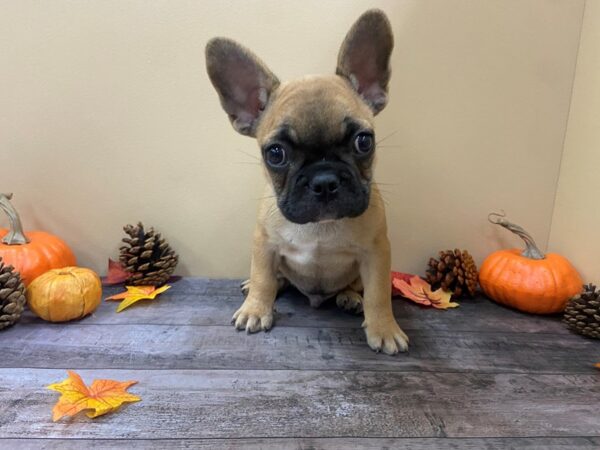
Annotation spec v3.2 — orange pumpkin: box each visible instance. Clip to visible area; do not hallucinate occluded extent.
[479,213,582,314]
[27,266,102,322]
[0,193,76,285]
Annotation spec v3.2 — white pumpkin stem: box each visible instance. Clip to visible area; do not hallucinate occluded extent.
[488,211,545,260]
[0,193,30,245]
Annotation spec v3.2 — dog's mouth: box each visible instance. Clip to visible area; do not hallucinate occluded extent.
[278,203,368,224]
[281,201,369,224]
[277,181,370,224]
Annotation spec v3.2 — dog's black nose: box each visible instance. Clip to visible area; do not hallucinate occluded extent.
[309,172,340,199]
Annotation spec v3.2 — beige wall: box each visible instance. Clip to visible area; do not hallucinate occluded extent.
[549,1,600,285]
[0,0,585,278]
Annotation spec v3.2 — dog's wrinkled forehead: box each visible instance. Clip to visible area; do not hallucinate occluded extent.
[256,75,374,146]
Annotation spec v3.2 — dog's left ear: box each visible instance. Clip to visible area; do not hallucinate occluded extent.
[336,9,394,115]
[206,38,279,136]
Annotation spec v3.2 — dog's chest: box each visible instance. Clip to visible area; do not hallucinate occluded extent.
[275,222,359,282]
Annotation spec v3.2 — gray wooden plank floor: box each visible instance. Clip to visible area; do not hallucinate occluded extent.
[1,278,599,449]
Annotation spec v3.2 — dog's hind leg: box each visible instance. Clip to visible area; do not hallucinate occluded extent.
[336,278,364,314]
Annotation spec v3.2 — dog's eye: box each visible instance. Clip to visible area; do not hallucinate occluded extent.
[354,133,374,155]
[265,145,287,167]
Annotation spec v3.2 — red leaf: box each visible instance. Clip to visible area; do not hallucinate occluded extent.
[391,271,416,296]
[102,259,131,286]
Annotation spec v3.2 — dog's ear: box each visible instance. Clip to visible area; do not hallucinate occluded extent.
[336,9,394,115]
[206,38,279,136]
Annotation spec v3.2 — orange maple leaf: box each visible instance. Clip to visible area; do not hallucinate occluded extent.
[106,285,171,312]
[391,271,415,296]
[392,275,458,309]
[595,362,600,370]
[47,371,140,421]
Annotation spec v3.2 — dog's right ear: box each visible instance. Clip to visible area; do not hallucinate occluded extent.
[205,38,279,136]
[336,9,394,115]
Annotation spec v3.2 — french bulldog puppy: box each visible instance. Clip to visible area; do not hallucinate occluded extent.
[205,9,408,354]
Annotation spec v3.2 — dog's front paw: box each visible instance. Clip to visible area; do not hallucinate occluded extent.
[232,299,274,333]
[363,319,409,355]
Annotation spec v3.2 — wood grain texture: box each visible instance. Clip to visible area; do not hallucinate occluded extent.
[1,369,599,439]
[3,321,599,373]
[19,278,573,335]
[2,278,599,445]
[2,437,600,449]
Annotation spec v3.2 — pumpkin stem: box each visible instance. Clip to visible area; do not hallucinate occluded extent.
[488,211,545,260]
[0,193,30,245]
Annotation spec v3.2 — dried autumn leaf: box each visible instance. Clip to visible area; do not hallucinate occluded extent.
[47,370,140,421]
[391,271,415,296]
[392,275,458,310]
[595,362,600,370]
[393,277,432,306]
[428,287,459,309]
[102,259,131,286]
[106,285,171,312]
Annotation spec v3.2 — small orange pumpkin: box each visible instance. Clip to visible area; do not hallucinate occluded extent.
[26,267,102,322]
[479,212,583,314]
[0,193,76,285]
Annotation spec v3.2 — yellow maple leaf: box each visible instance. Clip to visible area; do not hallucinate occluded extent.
[47,371,140,421]
[106,285,171,312]
[428,287,459,309]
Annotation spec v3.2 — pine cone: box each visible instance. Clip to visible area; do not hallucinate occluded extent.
[426,248,479,297]
[0,257,26,330]
[564,284,600,339]
[119,222,178,286]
